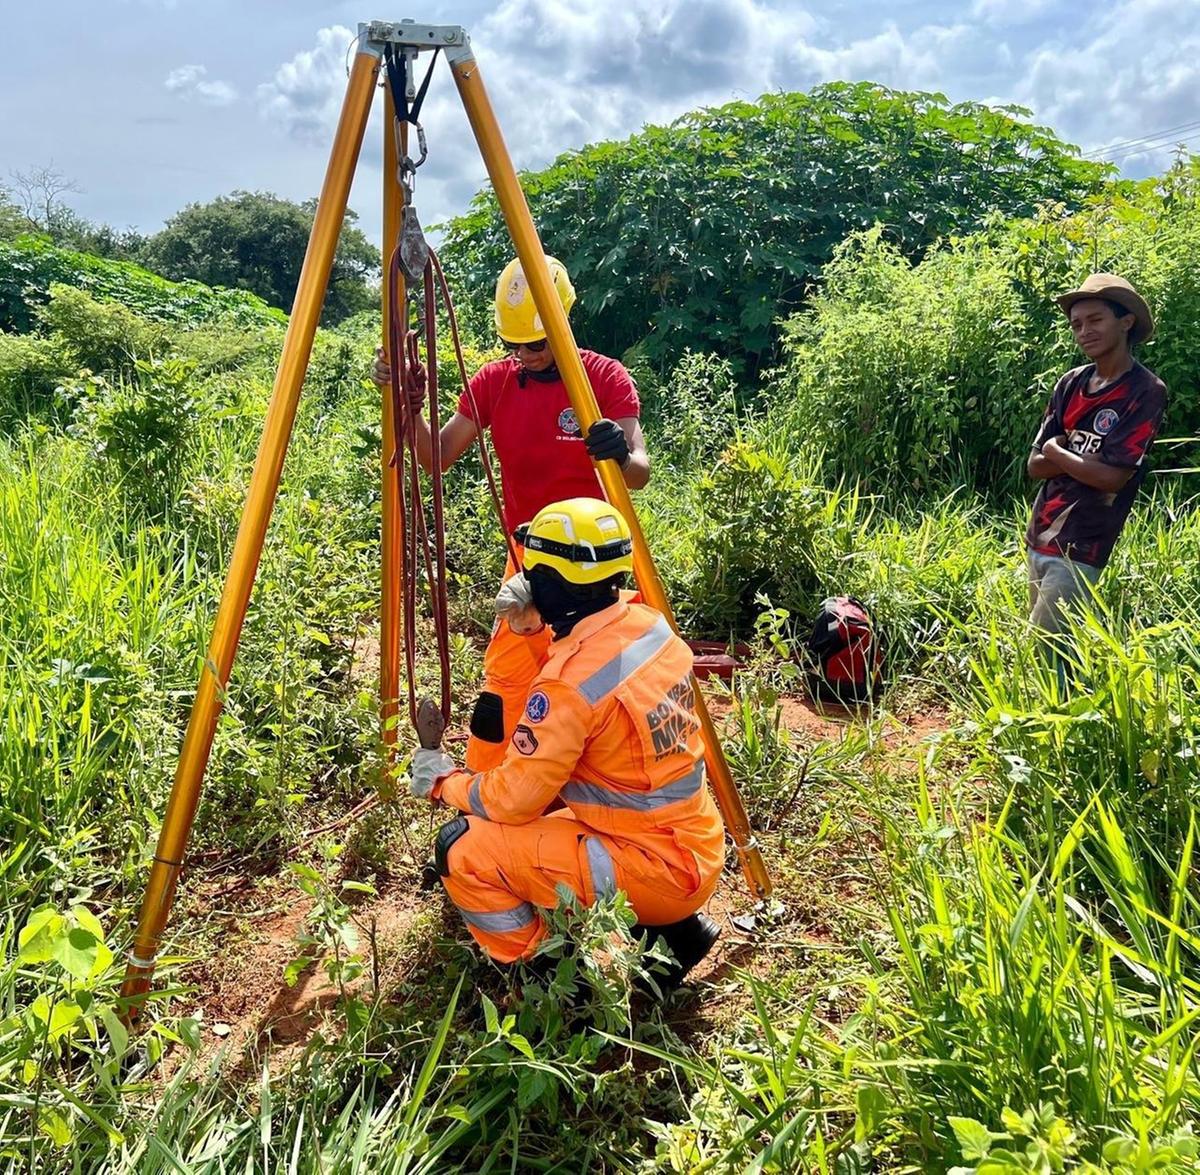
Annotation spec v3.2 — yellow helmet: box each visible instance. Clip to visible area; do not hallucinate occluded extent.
[494,256,576,344]
[516,497,634,586]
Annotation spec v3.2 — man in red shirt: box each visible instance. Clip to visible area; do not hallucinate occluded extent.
[1026,273,1166,662]
[375,256,650,769]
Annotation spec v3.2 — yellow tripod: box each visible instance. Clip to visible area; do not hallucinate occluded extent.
[120,20,772,1013]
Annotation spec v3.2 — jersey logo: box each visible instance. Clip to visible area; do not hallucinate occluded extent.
[1069,430,1102,456]
[1094,408,1119,435]
[512,724,539,755]
[557,407,581,436]
[525,691,550,723]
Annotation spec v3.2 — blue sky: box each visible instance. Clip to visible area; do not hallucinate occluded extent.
[2,0,1198,246]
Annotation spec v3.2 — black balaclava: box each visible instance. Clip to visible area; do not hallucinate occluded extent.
[516,363,561,387]
[527,567,624,639]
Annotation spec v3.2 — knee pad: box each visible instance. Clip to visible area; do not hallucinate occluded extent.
[469,690,505,743]
[434,815,470,878]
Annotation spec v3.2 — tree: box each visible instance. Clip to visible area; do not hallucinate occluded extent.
[7,164,82,234]
[440,82,1110,373]
[142,190,380,325]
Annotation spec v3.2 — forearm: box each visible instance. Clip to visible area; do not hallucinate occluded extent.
[1043,442,1132,493]
[410,416,434,473]
[436,765,560,825]
[1027,450,1062,480]
[622,450,651,489]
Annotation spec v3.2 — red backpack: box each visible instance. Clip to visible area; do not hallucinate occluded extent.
[805,596,882,705]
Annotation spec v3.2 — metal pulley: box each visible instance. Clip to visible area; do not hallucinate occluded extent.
[394,118,430,285]
[398,203,429,286]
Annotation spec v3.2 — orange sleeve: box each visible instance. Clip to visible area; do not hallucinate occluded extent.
[437,681,590,824]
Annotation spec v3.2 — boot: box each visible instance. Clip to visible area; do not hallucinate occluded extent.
[634,913,721,994]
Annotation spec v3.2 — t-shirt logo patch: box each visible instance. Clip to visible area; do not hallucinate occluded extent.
[557,407,581,436]
[513,724,539,755]
[525,691,550,723]
[1094,408,1119,435]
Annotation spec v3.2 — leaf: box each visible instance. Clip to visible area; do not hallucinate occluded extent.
[855,1084,888,1140]
[38,1107,73,1148]
[507,1033,536,1061]
[100,1007,128,1058]
[31,995,83,1039]
[482,994,500,1036]
[517,1067,549,1110]
[949,1116,996,1161]
[52,927,101,981]
[18,907,63,964]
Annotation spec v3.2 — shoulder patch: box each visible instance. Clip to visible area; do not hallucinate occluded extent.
[525,691,551,723]
[512,724,539,756]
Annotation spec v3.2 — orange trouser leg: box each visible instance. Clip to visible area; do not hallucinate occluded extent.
[464,618,554,772]
[441,813,717,964]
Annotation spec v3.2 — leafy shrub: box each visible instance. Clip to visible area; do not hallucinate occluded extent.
[37,283,165,376]
[70,357,200,512]
[646,438,830,632]
[0,332,73,422]
[649,350,742,468]
[0,233,285,334]
[773,157,1200,495]
[442,82,1107,373]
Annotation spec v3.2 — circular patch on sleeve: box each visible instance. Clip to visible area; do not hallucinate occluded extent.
[525,691,551,723]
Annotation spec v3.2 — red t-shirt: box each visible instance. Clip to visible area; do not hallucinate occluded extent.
[457,350,641,533]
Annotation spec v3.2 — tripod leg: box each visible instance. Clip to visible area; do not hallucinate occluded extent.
[119,44,384,1018]
[449,56,772,903]
[380,93,405,762]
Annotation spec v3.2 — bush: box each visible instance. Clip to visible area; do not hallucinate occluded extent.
[0,233,285,334]
[645,437,831,633]
[772,157,1200,496]
[0,332,73,422]
[648,350,742,469]
[70,357,200,513]
[37,282,165,376]
[442,82,1107,373]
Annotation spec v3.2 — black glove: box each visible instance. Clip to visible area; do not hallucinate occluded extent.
[585,418,630,466]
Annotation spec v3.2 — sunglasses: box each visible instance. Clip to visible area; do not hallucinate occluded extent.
[501,337,548,354]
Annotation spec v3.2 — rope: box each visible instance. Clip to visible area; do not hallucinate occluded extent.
[380,42,517,740]
[385,243,516,738]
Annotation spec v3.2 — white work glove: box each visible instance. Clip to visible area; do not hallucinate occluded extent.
[411,747,455,799]
[495,572,544,636]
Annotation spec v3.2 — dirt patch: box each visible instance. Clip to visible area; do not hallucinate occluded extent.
[181,880,424,1075]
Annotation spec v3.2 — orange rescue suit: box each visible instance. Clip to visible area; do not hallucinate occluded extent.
[433,600,726,963]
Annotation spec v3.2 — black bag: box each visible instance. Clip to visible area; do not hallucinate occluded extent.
[805,596,882,705]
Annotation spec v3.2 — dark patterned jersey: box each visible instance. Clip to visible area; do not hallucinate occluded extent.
[1026,362,1166,568]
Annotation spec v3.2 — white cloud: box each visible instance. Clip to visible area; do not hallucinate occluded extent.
[1020,0,1200,171]
[256,25,357,144]
[249,0,1200,241]
[164,64,237,106]
[971,0,1055,25]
